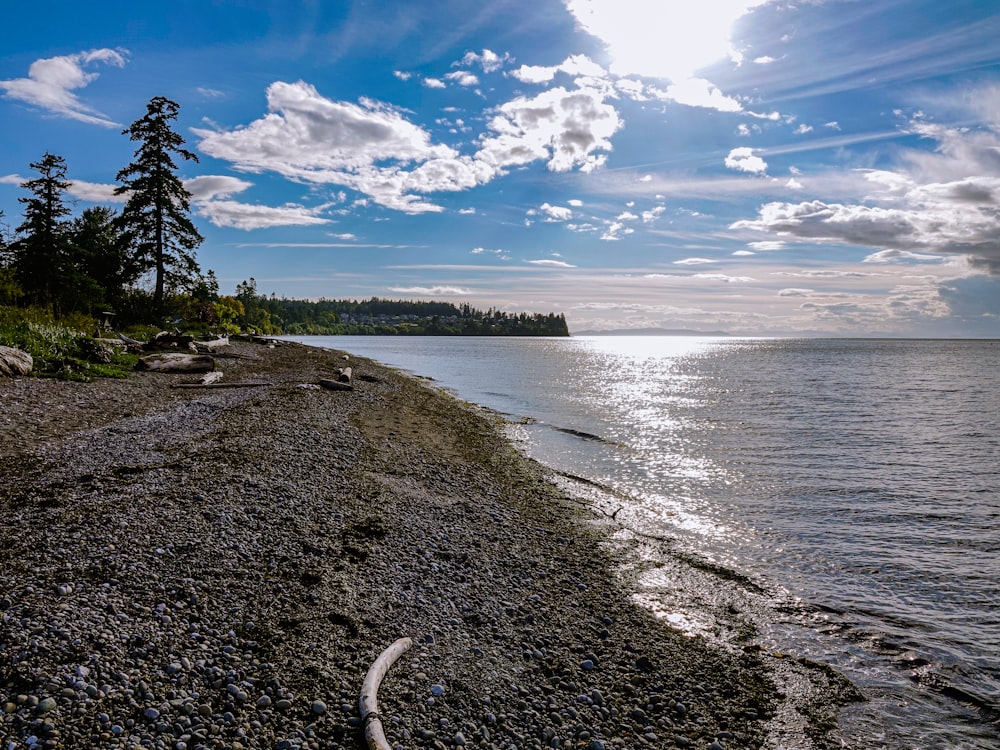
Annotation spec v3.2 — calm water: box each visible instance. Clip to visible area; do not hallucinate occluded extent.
[290,336,1000,749]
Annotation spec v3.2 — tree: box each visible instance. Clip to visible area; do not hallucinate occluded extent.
[72,206,139,310]
[116,96,203,318]
[11,152,77,312]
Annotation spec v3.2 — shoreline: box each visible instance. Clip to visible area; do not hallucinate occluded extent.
[1,339,857,749]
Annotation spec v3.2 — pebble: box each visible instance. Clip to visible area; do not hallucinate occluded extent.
[310,700,327,716]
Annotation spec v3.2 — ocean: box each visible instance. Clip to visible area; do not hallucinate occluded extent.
[288,335,999,749]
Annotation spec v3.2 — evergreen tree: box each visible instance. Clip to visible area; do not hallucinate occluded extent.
[115,96,203,318]
[72,206,138,310]
[12,152,76,312]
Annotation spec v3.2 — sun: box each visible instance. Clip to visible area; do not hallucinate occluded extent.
[563,0,771,81]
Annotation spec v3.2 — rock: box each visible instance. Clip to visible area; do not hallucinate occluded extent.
[36,697,57,714]
[310,700,327,715]
[0,346,32,377]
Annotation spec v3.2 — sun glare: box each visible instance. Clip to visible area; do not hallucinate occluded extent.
[564,0,770,81]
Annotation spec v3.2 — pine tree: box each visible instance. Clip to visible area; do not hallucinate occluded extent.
[115,96,203,318]
[12,152,76,312]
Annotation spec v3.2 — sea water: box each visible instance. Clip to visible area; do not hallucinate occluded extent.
[289,335,1000,749]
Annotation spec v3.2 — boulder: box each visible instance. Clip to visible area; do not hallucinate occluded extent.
[0,346,33,377]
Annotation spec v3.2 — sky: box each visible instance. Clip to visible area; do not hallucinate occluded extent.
[2,0,1000,337]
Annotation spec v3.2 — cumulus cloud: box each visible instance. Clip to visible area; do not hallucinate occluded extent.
[539,202,573,221]
[0,48,127,126]
[476,85,623,174]
[725,147,768,174]
[423,78,446,89]
[194,79,622,214]
[459,49,512,73]
[445,71,479,87]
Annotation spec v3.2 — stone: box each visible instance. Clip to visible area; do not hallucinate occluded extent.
[36,697,57,714]
[311,700,327,715]
[0,346,32,377]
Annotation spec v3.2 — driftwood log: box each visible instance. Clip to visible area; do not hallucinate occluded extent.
[318,378,353,392]
[194,337,230,353]
[359,638,412,750]
[0,346,33,377]
[136,353,215,373]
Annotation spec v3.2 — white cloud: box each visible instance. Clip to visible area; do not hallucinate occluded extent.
[509,54,608,84]
[725,147,768,174]
[794,123,813,134]
[748,240,786,251]
[567,199,584,207]
[330,233,357,240]
[539,202,573,221]
[0,48,127,126]
[423,78,446,89]
[786,177,804,189]
[526,259,577,268]
[641,206,666,223]
[445,70,479,87]
[197,87,225,99]
[389,285,474,295]
[674,257,717,265]
[185,175,254,201]
[459,49,513,73]
[196,200,331,230]
[476,85,622,174]
[458,207,477,214]
[616,211,638,221]
[68,179,124,203]
[649,78,743,112]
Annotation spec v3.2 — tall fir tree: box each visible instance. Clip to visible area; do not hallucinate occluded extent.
[115,96,203,318]
[12,152,76,313]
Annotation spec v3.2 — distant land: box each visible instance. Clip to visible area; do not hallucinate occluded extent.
[573,327,731,337]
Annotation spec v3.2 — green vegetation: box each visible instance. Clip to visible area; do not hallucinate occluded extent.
[0,307,137,380]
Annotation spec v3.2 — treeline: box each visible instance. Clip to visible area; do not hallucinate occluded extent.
[232,284,569,337]
[0,95,569,338]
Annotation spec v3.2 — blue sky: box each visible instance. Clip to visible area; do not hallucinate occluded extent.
[2,0,1000,336]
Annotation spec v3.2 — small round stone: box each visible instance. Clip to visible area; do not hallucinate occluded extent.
[311,699,327,715]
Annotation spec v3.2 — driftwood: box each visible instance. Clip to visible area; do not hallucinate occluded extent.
[359,638,412,750]
[136,353,215,373]
[194,337,230,353]
[0,346,33,377]
[318,378,353,392]
[146,331,196,352]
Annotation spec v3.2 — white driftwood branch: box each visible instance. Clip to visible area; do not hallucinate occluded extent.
[359,637,412,750]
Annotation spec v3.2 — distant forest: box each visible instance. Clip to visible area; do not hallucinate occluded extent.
[234,286,570,337]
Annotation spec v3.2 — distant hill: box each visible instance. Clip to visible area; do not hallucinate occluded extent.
[572,327,731,337]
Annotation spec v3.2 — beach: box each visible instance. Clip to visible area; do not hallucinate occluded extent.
[0,339,857,749]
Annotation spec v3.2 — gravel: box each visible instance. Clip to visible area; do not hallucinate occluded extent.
[0,339,857,749]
